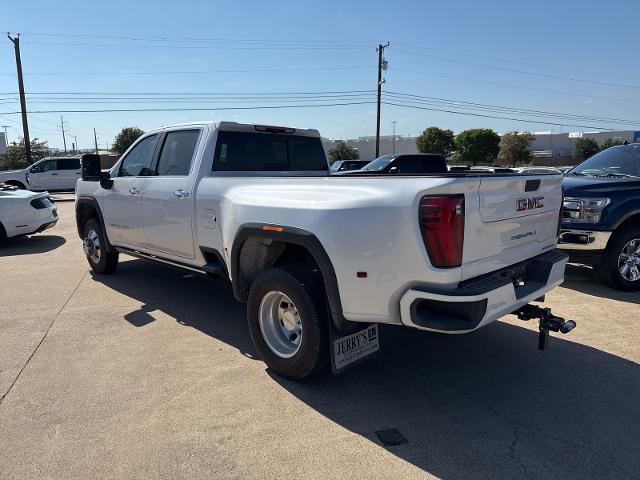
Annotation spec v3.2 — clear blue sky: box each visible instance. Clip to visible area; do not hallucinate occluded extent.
[1,0,639,150]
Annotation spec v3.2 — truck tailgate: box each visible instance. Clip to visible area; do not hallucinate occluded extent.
[461,175,562,280]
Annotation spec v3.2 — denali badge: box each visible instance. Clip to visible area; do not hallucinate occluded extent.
[517,196,544,212]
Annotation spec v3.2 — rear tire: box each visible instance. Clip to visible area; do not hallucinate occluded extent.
[595,225,640,291]
[247,267,329,380]
[5,181,25,190]
[83,218,118,274]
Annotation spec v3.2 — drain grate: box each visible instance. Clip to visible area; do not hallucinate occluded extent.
[374,428,408,447]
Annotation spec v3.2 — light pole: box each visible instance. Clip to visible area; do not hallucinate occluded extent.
[391,120,397,154]
[1,125,9,147]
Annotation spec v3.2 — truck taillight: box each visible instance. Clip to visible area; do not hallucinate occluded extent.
[419,195,465,268]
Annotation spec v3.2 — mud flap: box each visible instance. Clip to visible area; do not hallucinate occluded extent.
[329,321,380,375]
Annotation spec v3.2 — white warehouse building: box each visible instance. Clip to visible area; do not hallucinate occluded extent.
[324,130,640,163]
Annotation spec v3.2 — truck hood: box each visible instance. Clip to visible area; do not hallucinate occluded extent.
[0,168,27,176]
[562,175,640,197]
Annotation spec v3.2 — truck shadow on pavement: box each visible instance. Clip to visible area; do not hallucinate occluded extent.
[90,259,258,359]
[93,259,640,480]
[563,263,640,305]
[0,235,66,257]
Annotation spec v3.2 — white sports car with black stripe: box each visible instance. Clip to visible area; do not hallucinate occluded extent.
[0,187,58,245]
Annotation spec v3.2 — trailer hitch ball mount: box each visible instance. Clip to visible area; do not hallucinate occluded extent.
[514,304,577,350]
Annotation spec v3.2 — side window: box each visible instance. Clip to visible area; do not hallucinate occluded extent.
[40,159,59,172]
[156,130,200,176]
[60,158,81,170]
[119,135,158,177]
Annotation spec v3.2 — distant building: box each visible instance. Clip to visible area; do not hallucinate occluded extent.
[323,135,419,162]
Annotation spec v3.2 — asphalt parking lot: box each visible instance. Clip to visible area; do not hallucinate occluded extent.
[1,201,638,480]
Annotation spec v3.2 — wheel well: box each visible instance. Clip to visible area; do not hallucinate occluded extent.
[236,237,320,301]
[4,180,25,189]
[76,203,99,239]
[617,213,640,230]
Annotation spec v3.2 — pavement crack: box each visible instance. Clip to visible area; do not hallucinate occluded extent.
[389,351,640,480]
[0,269,89,406]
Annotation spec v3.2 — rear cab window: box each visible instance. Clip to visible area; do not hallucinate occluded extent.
[212,131,327,172]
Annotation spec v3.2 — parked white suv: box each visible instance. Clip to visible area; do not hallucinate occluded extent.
[28,157,82,191]
[0,156,81,191]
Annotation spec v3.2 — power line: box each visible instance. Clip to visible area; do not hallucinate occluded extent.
[381,101,623,131]
[383,91,640,126]
[22,40,369,51]
[0,89,375,96]
[391,67,640,105]
[17,31,373,46]
[0,65,373,77]
[0,100,378,115]
[393,41,640,83]
[393,48,640,91]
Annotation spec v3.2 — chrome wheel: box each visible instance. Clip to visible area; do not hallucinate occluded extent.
[258,290,302,358]
[618,238,640,282]
[83,229,102,264]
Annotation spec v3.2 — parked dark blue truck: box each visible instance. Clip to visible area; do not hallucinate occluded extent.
[558,143,640,291]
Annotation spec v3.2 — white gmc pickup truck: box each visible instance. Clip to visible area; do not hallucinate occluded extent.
[76,121,575,379]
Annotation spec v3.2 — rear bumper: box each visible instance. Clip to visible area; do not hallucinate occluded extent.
[399,250,568,333]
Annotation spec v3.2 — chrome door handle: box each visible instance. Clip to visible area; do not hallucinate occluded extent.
[129,187,140,195]
[174,189,190,198]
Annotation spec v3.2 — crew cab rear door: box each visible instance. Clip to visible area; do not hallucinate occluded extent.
[140,128,202,258]
[461,174,563,280]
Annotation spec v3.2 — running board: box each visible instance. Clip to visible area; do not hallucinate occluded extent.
[116,247,206,275]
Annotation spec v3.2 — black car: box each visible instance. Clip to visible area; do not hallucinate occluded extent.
[329,160,370,173]
[559,143,640,290]
[354,154,448,174]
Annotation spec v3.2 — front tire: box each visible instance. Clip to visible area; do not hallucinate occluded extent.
[247,267,329,380]
[83,218,119,274]
[595,225,640,291]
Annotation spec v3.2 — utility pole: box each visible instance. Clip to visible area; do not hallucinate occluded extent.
[74,135,78,152]
[7,33,32,164]
[59,115,67,152]
[93,128,99,154]
[1,125,9,147]
[392,120,397,154]
[375,42,389,158]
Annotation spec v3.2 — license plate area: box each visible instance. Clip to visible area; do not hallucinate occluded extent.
[330,324,379,374]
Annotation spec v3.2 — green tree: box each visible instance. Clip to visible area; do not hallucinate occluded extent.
[454,128,501,166]
[416,127,455,156]
[600,137,625,151]
[112,127,145,155]
[328,141,359,162]
[0,137,50,171]
[498,131,536,167]
[574,137,600,160]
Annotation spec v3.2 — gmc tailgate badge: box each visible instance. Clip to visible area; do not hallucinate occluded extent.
[517,196,544,212]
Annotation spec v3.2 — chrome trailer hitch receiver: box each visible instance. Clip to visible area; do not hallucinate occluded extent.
[514,304,576,350]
